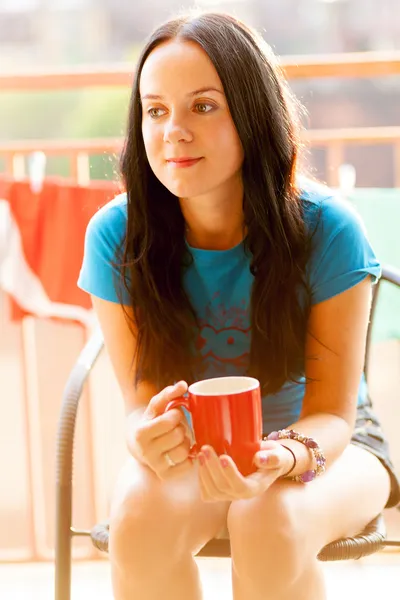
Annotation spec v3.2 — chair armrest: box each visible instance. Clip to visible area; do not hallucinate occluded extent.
[55,326,104,486]
[365,264,400,381]
[381,264,400,287]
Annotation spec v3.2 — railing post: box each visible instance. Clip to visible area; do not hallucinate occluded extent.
[12,153,26,179]
[77,152,90,187]
[70,151,90,185]
[394,142,400,188]
[4,153,14,175]
[326,142,344,188]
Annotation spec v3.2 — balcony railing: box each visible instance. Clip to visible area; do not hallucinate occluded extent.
[1,51,400,186]
[1,50,400,90]
[1,126,400,187]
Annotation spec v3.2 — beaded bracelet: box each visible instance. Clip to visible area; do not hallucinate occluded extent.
[265,429,326,483]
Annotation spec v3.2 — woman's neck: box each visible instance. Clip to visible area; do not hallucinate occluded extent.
[179,177,245,251]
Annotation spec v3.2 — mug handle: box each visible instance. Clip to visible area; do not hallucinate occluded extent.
[164,398,197,459]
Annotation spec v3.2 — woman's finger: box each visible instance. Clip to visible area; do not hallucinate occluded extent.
[149,431,192,476]
[198,452,221,501]
[158,457,193,481]
[199,446,259,501]
[198,459,213,502]
[136,409,183,446]
[198,451,233,502]
[217,454,258,498]
[150,423,188,456]
[253,443,294,474]
[144,381,188,419]
[162,438,191,467]
[200,446,235,495]
[244,463,285,495]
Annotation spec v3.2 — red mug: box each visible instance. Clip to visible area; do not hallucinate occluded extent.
[165,376,263,476]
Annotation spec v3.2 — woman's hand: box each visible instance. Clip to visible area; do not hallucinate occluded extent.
[132,381,194,480]
[197,441,295,502]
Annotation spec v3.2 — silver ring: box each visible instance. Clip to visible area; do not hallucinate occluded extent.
[165,452,177,468]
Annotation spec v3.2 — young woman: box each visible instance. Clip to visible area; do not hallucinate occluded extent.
[78,11,399,600]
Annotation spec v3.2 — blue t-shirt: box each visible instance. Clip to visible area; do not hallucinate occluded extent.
[78,179,381,433]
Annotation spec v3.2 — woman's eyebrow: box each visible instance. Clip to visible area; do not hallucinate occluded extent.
[141,87,224,101]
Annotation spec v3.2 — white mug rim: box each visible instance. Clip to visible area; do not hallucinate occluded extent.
[188,376,260,396]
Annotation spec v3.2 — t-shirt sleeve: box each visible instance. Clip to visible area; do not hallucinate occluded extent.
[308,196,381,305]
[77,194,131,305]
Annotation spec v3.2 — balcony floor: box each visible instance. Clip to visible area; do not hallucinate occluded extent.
[1,553,399,600]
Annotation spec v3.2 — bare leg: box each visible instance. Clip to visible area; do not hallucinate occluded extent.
[233,559,326,600]
[112,554,204,600]
[228,444,390,600]
[109,457,229,600]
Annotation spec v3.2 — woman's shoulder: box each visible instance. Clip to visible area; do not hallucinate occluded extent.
[78,192,129,302]
[88,191,127,231]
[84,192,128,250]
[297,177,380,303]
[298,176,366,237]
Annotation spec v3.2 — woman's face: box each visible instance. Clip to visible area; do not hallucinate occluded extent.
[140,40,244,199]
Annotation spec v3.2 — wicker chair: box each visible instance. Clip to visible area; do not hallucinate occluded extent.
[55,265,400,600]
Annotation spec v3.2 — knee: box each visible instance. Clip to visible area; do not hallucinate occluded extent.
[228,481,305,585]
[108,460,193,573]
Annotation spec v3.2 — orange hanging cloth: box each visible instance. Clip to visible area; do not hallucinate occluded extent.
[0,177,121,324]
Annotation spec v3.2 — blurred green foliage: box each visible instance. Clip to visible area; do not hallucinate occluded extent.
[0,87,131,179]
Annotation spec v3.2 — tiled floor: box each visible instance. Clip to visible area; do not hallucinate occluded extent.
[1,552,399,600]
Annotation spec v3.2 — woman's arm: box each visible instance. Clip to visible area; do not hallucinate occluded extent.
[91,296,159,455]
[91,295,192,476]
[274,276,373,477]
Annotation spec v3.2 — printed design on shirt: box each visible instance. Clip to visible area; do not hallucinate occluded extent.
[196,292,250,373]
[195,324,250,362]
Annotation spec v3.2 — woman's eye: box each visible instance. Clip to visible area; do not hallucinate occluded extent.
[195,103,214,114]
[146,104,214,118]
[147,107,166,119]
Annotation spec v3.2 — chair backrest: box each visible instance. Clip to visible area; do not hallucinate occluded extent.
[364,265,400,383]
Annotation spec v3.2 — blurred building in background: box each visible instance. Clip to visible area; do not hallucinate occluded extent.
[1,0,400,184]
[1,0,400,69]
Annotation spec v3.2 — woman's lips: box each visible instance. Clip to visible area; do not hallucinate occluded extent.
[166,157,203,168]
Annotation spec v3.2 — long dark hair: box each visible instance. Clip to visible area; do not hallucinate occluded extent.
[119,12,312,394]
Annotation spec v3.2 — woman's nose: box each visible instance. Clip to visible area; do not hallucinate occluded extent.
[163,116,193,144]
